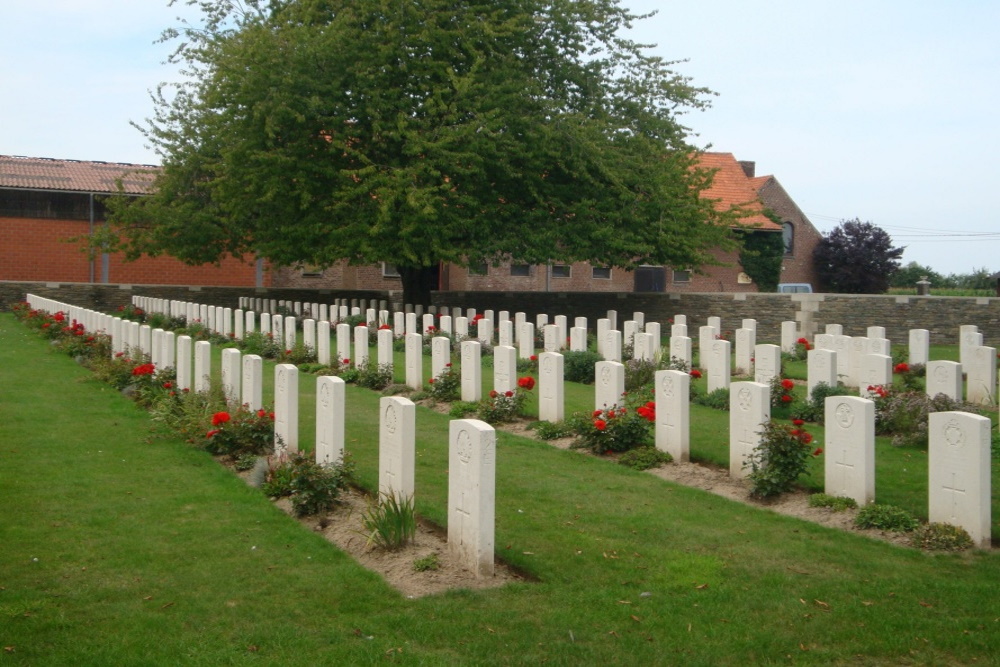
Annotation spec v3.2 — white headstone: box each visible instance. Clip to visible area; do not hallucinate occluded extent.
[315,376,345,465]
[825,323,843,335]
[734,328,755,375]
[439,315,453,335]
[379,396,416,502]
[519,322,535,360]
[431,336,451,381]
[908,329,930,367]
[405,333,423,390]
[741,318,757,332]
[669,335,692,369]
[780,321,798,353]
[493,345,517,395]
[645,321,661,358]
[176,335,192,391]
[354,325,370,368]
[729,381,770,478]
[336,323,351,365]
[655,370,690,462]
[274,363,299,454]
[926,360,963,401]
[670,322,688,339]
[377,328,394,369]
[569,326,587,352]
[849,337,870,388]
[151,328,163,367]
[221,347,242,405]
[860,353,892,399]
[813,333,834,351]
[867,326,886,340]
[595,361,625,411]
[807,348,838,402]
[604,330,622,363]
[623,320,637,351]
[707,339,731,393]
[959,326,981,371]
[498,320,513,347]
[824,396,875,505]
[455,316,469,338]
[406,312,418,336]
[317,321,331,365]
[242,354,263,411]
[543,324,560,352]
[673,314,687,326]
[596,318,609,356]
[448,419,496,578]
[194,341,211,393]
[698,325,716,370]
[707,316,722,331]
[633,332,654,361]
[753,344,781,386]
[966,345,996,405]
[928,411,991,548]
[162,331,176,370]
[538,351,564,422]
[461,340,482,402]
[302,319,316,354]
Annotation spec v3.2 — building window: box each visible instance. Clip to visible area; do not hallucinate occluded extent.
[300,264,323,277]
[468,262,488,276]
[592,266,612,280]
[382,263,401,278]
[782,222,794,255]
[510,264,531,277]
[672,269,691,283]
[551,264,571,278]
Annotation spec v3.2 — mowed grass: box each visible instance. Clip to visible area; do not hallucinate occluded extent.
[2,314,999,665]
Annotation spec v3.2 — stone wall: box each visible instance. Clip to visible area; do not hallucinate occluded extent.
[4,281,998,346]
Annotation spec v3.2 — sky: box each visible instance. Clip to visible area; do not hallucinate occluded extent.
[2,0,998,276]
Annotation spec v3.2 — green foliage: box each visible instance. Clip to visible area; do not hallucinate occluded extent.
[102,0,737,305]
[262,452,353,517]
[412,553,440,572]
[530,420,575,440]
[768,376,797,416]
[354,362,394,391]
[203,406,276,461]
[562,350,604,384]
[791,381,854,424]
[233,453,259,472]
[623,358,657,392]
[573,401,655,454]
[854,504,919,532]
[909,523,975,551]
[427,365,460,401]
[813,219,904,293]
[808,493,859,511]
[693,387,731,411]
[361,492,417,551]
[618,446,673,471]
[738,228,784,292]
[476,387,530,424]
[239,330,281,358]
[872,389,981,448]
[280,341,317,366]
[448,401,477,418]
[745,420,818,498]
[890,261,949,289]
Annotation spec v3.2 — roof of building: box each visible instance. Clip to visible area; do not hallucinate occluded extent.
[696,152,778,230]
[0,155,157,195]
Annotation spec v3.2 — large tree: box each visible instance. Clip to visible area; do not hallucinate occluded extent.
[106,0,743,304]
[813,219,904,294]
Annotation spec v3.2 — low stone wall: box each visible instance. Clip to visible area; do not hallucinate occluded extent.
[4,281,998,346]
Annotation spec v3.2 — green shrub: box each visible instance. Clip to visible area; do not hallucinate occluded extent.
[808,493,858,511]
[745,420,819,498]
[530,420,574,440]
[572,402,655,454]
[909,523,974,551]
[413,553,440,572]
[618,446,672,470]
[203,406,277,460]
[355,362,394,390]
[693,387,730,411]
[234,453,259,471]
[854,504,919,532]
[624,358,657,391]
[427,365,460,401]
[791,381,853,423]
[448,401,477,418]
[262,452,353,517]
[239,330,282,358]
[562,350,603,384]
[476,386,530,424]
[361,492,416,550]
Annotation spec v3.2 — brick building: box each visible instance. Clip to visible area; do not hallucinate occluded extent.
[1,152,820,293]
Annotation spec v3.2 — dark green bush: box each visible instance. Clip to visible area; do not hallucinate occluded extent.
[854,504,918,532]
[909,523,974,551]
[563,350,604,384]
[618,446,673,470]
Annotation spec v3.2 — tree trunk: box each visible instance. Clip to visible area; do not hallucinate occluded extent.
[397,265,439,308]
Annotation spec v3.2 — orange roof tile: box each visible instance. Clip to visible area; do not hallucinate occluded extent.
[695,152,778,230]
[0,155,157,195]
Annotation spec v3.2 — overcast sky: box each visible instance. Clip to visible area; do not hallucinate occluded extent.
[2,0,997,276]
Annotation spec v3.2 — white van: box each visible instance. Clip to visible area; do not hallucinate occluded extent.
[777,283,813,294]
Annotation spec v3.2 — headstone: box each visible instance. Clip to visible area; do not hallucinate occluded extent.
[734,328,755,375]
[928,411,992,548]
[860,353,892,399]
[824,396,876,505]
[393,311,405,337]
[554,315,568,347]
[405,333,423,390]
[274,363,299,454]
[698,326,716,370]
[336,323,351,365]
[655,370,690,462]
[302,319,316,354]
[707,316,721,332]
[377,328,394,369]
[221,348,242,405]
[234,309,244,340]
[194,341,211,393]
[514,312,526,343]
[606,310,617,331]
[596,318,609,356]
[151,328,163,367]
[493,345,517,395]
[645,322,662,358]
[707,339,731,393]
[673,314,687,326]
[406,312,418,336]
[461,340,482,402]
[780,321,798,353]
[519,322,535,360]
[831,335,852,384]
[543,324,560,352]
[354,325,370,368]
[317,321,331,365]
[632,311,645,329]
[729,381,770,478]
[807,348,838,401]
[868,337,890,357]
[455,316,469,338]
[260,313,271,336]
[741,318,757,333]
[669,335,692,369]
[498,320,513,347]
[440,315,453,336]
[960,326,981,371]
[423,313,436,336]
[623,320,637,351]
[272,315,284,350]
[926,360,962,401]
[379,396,416,502]
[222,307,232,337]
[604,329,622,362]
[536,313,548,330]
[670,323,688,339]
[908,329,930,367]
[176,335,192,391]
[595,361,625,411]
[448,419,496,578]
[569,326,587,352]
[754,344,781,386]
[813,333,834,351]
[431,336,451,380]
[574,316,587,331]
[162,331,176,370]
[633,332,654,361]
[242,354,263,411]
[867,326,886,340]
[825,324,843,335]
[538,351,564,422]
[849,337,870,388]
[966,345,997,405]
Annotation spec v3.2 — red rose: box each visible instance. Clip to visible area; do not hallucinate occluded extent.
[894,363,909,374]
[781,394,793,403]
[257,409,266,418]
[594,419,607,431]
[812,447,823,456]
[781,379,794,390]
[690,369,702,379]
[489,390,498,398]
[802,433,813,444]
[529,355,538,362]
[793,419,805,426]
[211,411,231,426]
[593,410,603,417]
[206,429,219,438]
[517,376,535,390]
[505,391,513,397]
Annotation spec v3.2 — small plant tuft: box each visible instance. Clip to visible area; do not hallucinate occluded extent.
[530,420,574,440]
[808,493,859,511]
[909,523,975,551]
[853,504,919,532]
[361,492,417,551]
[618,446,673,470]
[413,553,441,572]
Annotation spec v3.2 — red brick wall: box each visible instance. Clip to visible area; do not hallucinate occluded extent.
[756,178,822,288]
[1,216,266,286]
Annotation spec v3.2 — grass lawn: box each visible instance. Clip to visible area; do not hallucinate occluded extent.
[2,313,999,665]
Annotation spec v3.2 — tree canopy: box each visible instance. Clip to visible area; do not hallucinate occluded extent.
[813,219,904,294]
[107,0,744,303]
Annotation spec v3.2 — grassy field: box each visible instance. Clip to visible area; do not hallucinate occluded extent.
[2,313,999,665]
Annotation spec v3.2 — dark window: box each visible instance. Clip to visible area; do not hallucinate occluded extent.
[592,266,612,279]
[672,269,691,283]
[510,264,531,276]
[468,262,488,276]
[782,222,794,254]
[551,264,571,278]
[382,263,400,278]
[634,266,666,292]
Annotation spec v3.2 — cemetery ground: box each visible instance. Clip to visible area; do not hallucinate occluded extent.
[2,315,1000,664]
